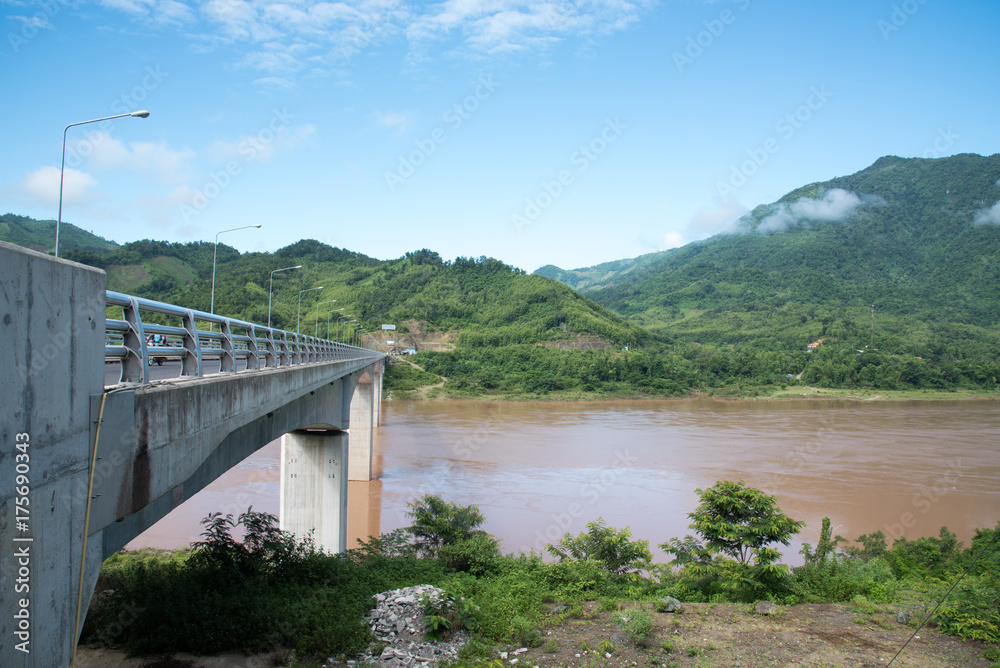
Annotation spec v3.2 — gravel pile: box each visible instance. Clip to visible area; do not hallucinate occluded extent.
[324,585,469,668]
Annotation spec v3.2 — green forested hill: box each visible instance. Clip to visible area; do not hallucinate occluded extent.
[5,153,1000,397]
[535,154,1000,381]
[0,213,118,254]
[0,221,651,395]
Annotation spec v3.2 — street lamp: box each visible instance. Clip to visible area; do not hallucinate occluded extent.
[56,110,150,257]
[268,265,302,328]
[336,317,354,343]
[326,308,344,338]
[297,286,324,333]
[211,224,262,319]
[315,300,336,336]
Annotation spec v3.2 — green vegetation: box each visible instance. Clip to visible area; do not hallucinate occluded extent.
[7,154,1000,398]
[0,213,117,254]
[537,154,1000,396]
[547,518,652,575]
[84,489,1000,662]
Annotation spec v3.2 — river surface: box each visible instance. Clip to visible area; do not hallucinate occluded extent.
[126,398,1000,560]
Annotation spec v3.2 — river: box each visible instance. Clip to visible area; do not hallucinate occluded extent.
[126,398,1000,560]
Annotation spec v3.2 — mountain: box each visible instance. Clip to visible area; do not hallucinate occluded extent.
[5,153,999,397]
[0,221,645,354]
[535,154,1000,358]
[0,213,118,255]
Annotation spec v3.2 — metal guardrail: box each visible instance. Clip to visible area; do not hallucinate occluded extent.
[104,290,378,385]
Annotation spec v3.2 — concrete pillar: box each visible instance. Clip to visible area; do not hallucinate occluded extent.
[279,430,348,554]
[0,241,107,667]
[348,372,374,481]
[372,362,383,427]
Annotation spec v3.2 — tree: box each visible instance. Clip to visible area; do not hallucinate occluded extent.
[405,494,486,557]
[688,480,804,567]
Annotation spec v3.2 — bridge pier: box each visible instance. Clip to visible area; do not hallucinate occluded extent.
[279,430,348,553]
[348,371,375,481]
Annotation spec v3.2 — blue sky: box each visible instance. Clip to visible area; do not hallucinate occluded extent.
[2,0,998,272]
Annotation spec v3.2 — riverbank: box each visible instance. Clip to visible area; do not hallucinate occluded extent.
[386,381,999,403]
[75,597,997,667]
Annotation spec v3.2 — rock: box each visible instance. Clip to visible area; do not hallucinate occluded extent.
[359,585,470,667]
[660,596,683,612]
[896,610,911,625]
[754,601,779,615]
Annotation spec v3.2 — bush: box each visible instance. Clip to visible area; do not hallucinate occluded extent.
[547,518,652,575]
[83,508,449,660]
[437,533,504,576]
[406,494,487,557]
[617,606,654,647]
[934,574,1000,644]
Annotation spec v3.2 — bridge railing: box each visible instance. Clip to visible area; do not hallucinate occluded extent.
[104,290,377,385]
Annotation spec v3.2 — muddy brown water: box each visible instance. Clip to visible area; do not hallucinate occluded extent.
[126,398,1000,561]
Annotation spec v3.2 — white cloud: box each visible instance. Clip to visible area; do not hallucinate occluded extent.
[687,196,747,238]
[8,14,54,30]
[91,0,650,74]
[22,166,98,205]
[68,132,195,184]
[662,231,683,249]
[99,0,194,25]
[206,123,317,163]
[370,110,416,134]
[974,200,1000,226]
[407,0,649,59]
[758,188,862,233]
[252,76,297,91]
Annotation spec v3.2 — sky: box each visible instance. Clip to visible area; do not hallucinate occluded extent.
[2,0,999,273]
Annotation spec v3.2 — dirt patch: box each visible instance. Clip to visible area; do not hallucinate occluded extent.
[72,601,994,667]
[510,601,992,668]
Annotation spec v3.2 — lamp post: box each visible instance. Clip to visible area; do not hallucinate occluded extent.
[326,308,344,338]
[211,224,262,319]
[297,286,324,333]
[268,265,302,328]
[315,300,336,336]
[337,317,354,343]
[56,110,150,258]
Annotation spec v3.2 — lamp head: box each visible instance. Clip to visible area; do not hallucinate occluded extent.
[131,110,151,118]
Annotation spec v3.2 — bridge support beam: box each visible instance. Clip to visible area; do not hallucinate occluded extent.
[348,371,374,481]
[279,430,348,554]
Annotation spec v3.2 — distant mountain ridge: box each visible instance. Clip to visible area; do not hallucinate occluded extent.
[535,153,1000,351]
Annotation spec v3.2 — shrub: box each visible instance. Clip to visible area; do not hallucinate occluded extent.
[547,518,652,575]
[934,574,1000,644]
[406,494,487,557]
[437,533,504,576]
[617,606,654,647]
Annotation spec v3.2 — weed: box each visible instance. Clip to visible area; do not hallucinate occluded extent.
[599,597,620,612]
[661,639,675,653]
[598,639,615,654]
[542,639,559,653]
[617,606,654,647]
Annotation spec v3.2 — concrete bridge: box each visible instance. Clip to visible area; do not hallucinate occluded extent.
[0,241,387,667]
